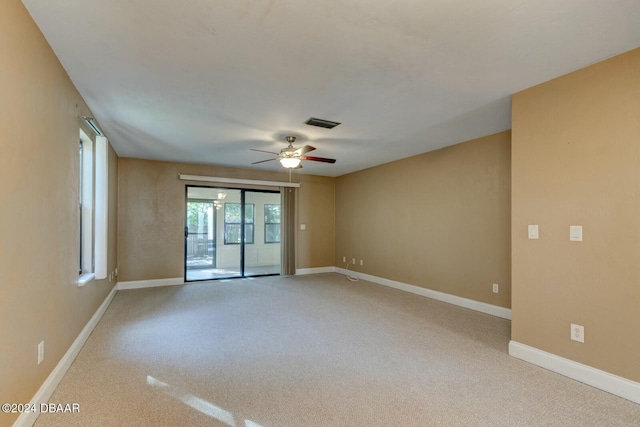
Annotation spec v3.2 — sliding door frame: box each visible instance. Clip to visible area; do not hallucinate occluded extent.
[184,184,282,282]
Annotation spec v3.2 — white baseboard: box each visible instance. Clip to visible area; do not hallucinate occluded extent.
[334,268,512,320]
[117,277,184,290]
[119,271,512,322]
[509,341,640,404]
[14,285,118,427]
[296,267,336,275]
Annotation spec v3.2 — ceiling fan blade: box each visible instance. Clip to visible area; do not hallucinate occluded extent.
[294,145,315,156]
[250,148,280,155]
[300,155,336,164]
[251,158,276,165]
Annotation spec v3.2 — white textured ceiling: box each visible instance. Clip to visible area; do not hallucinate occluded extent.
[22,0,640,177]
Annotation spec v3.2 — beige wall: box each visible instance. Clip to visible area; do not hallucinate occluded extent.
[6,0,637,415]
[0,1,118,425]
[335,132,511,307]
[512,48,640,382]
[118,159,335,282]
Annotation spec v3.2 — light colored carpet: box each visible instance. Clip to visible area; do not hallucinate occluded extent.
[35,273,640,426]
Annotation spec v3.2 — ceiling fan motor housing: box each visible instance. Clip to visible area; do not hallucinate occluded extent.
[281,147,296,157]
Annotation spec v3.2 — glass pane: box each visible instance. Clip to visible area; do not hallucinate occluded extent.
[245,204,254,223]
[265,224,280,243]
[225,224,240,244]
[186,187,241,281]
[265,204,280,223]
[244,224,254,244]
[225,203,240,223]
[244,191,280,276]
[186,199,215,271]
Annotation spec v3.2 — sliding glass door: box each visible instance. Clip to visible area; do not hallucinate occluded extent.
[185,186,281,281]
[185,187,240,281]
[245,191,281,277]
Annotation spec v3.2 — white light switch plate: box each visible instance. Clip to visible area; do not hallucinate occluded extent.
[569,225,582,241]
[300,224,306,230]
[528,225,539,240]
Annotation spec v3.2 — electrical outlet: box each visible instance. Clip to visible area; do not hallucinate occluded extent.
[492,283,499,293]
[115,267,118,276]
[38,341,44,365]
[571,324,584,343]
[360,259,363,266]
[342,256,346,263]
[351,258,356,265]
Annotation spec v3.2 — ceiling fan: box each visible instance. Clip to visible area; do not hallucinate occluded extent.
[250,136,336,169]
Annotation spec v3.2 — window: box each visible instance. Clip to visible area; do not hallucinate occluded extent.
[224,203,254,244]
[78,129,108,285]
[264,204,281,243]
[79,131,94,277]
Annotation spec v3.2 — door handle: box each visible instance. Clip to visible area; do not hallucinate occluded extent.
[184,227,189,238]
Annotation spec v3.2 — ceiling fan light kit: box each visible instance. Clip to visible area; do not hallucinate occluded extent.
[280,157,301,168]
[250,135,336,169]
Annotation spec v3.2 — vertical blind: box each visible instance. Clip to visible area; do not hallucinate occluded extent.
[280,186,297,275]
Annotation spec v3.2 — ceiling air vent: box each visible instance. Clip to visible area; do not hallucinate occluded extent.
[305,117,341,129]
